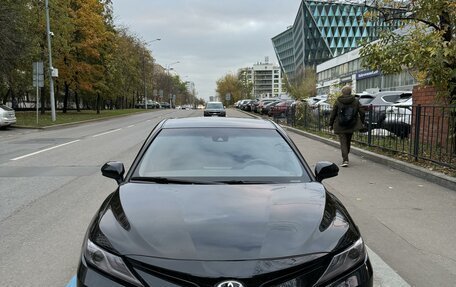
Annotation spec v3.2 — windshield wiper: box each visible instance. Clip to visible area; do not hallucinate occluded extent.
[130,177,217,184]
[214,180,274,185]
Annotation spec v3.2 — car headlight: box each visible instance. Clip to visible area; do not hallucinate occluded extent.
[315,237,367,285]
[84,238,143,287]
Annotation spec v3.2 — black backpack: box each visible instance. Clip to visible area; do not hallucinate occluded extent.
[338,105,357,127]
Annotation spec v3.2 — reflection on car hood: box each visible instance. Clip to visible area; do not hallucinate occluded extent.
[95,183,355,262]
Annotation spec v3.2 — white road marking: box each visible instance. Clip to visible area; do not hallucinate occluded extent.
[91,128,122,138]
[10,140,81,161]
[127,125,135,128]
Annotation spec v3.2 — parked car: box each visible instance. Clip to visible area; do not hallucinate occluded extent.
[268,100,293,117]
[135,100,160,109]
[203,101,226,117]
[381,98,413,138]
[364,91,412,126]
[310,98,332,116]
[235,99,249,109]
[355,92,375,104]
[261,100,282,115]
[160,102,171,109]
[0,105,16,128]
[77,117,373,287]
[241,99,256,111]
[256,99,278,114]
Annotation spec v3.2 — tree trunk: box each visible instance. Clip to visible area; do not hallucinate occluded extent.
[63,82,69,113]
[4,88,12,105]
[75,91,80,112]
[96,93,101,114]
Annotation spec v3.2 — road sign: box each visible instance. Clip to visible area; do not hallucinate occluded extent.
[33,62,44,88]
[159,90,163,98]
[225,93,231,101]
[33,62,44,74]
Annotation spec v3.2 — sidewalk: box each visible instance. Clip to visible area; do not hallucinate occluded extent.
[284,126,455,191]
[285,127,456,287]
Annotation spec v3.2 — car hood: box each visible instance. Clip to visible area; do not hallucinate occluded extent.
[93,183,356,262]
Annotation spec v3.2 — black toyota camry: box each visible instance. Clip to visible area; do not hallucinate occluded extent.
[77,117,373,287]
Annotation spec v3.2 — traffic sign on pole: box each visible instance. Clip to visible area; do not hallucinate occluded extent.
[33,62,44,88]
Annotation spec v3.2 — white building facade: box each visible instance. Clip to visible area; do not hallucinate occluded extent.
[240,58,285,99]
[316,45,417,95]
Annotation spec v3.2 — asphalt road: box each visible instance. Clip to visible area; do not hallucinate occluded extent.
[0,108,454,287]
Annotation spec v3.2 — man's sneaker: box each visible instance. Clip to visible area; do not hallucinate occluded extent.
[341,161,349,167]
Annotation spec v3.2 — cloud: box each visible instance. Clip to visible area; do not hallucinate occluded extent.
[113,0,301,99]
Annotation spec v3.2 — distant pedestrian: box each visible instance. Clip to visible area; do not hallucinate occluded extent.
[329,86,365,167]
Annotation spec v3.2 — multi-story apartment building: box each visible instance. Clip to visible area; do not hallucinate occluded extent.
[239,58,285,99]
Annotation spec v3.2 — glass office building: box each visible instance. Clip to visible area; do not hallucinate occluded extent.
[272,0,402,80]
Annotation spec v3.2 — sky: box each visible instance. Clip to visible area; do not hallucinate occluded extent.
[112,0,302,101]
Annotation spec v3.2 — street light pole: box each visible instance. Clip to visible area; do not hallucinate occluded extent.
[143,38,161,110]
[45,0,56,121]
[166,61,180,108]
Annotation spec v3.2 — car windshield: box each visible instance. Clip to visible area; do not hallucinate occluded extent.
[206,102,223,109]
[133,128,309,183]
[359,97,375,105]
[0,105,13,111]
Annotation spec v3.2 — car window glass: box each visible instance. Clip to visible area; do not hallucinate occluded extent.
[0,105,13,111]
[135,128,308,182]
[206,103,223,109]
[382,95,400,103]
[358,96,374,105]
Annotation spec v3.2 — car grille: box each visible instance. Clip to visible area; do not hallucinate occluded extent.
[129,256,329,287]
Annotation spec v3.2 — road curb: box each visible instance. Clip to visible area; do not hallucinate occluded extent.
[366,247,411,287]
[284,126,456,191]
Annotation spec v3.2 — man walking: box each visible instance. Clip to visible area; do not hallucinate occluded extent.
[329,86,365,167]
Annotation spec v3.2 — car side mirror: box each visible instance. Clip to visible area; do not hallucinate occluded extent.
[315,161,339,182]
[101,161,125,184]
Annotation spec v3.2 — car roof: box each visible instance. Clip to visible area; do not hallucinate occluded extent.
[162,117,277,129]
[369,90,412,104]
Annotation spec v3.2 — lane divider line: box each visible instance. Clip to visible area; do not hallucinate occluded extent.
[127,125,135,128]
[10,140,81,161]
[92,128,122,138]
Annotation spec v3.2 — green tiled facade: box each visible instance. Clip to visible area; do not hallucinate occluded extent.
[272,0,402,80]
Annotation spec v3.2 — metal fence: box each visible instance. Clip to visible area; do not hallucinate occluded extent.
[276,103,456,169]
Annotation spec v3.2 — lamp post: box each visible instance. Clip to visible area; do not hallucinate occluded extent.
[45,0,56,121]
[143,38,161,110]
[166,61,180,108]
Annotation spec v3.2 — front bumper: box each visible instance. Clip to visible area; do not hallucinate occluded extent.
[0,117,16,126]
[77,255,373,287]
[203,112,226,117]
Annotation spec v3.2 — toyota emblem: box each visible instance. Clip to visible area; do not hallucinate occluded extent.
[215,280,245,287]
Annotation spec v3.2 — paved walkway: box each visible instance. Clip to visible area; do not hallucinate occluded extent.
[286,127,456,287]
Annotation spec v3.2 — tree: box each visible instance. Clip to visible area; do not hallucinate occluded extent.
[216,73,243,106]
[285,67,317,100]
[237,69,253,99]
[360,0,456,103]
[0,1,33,105]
